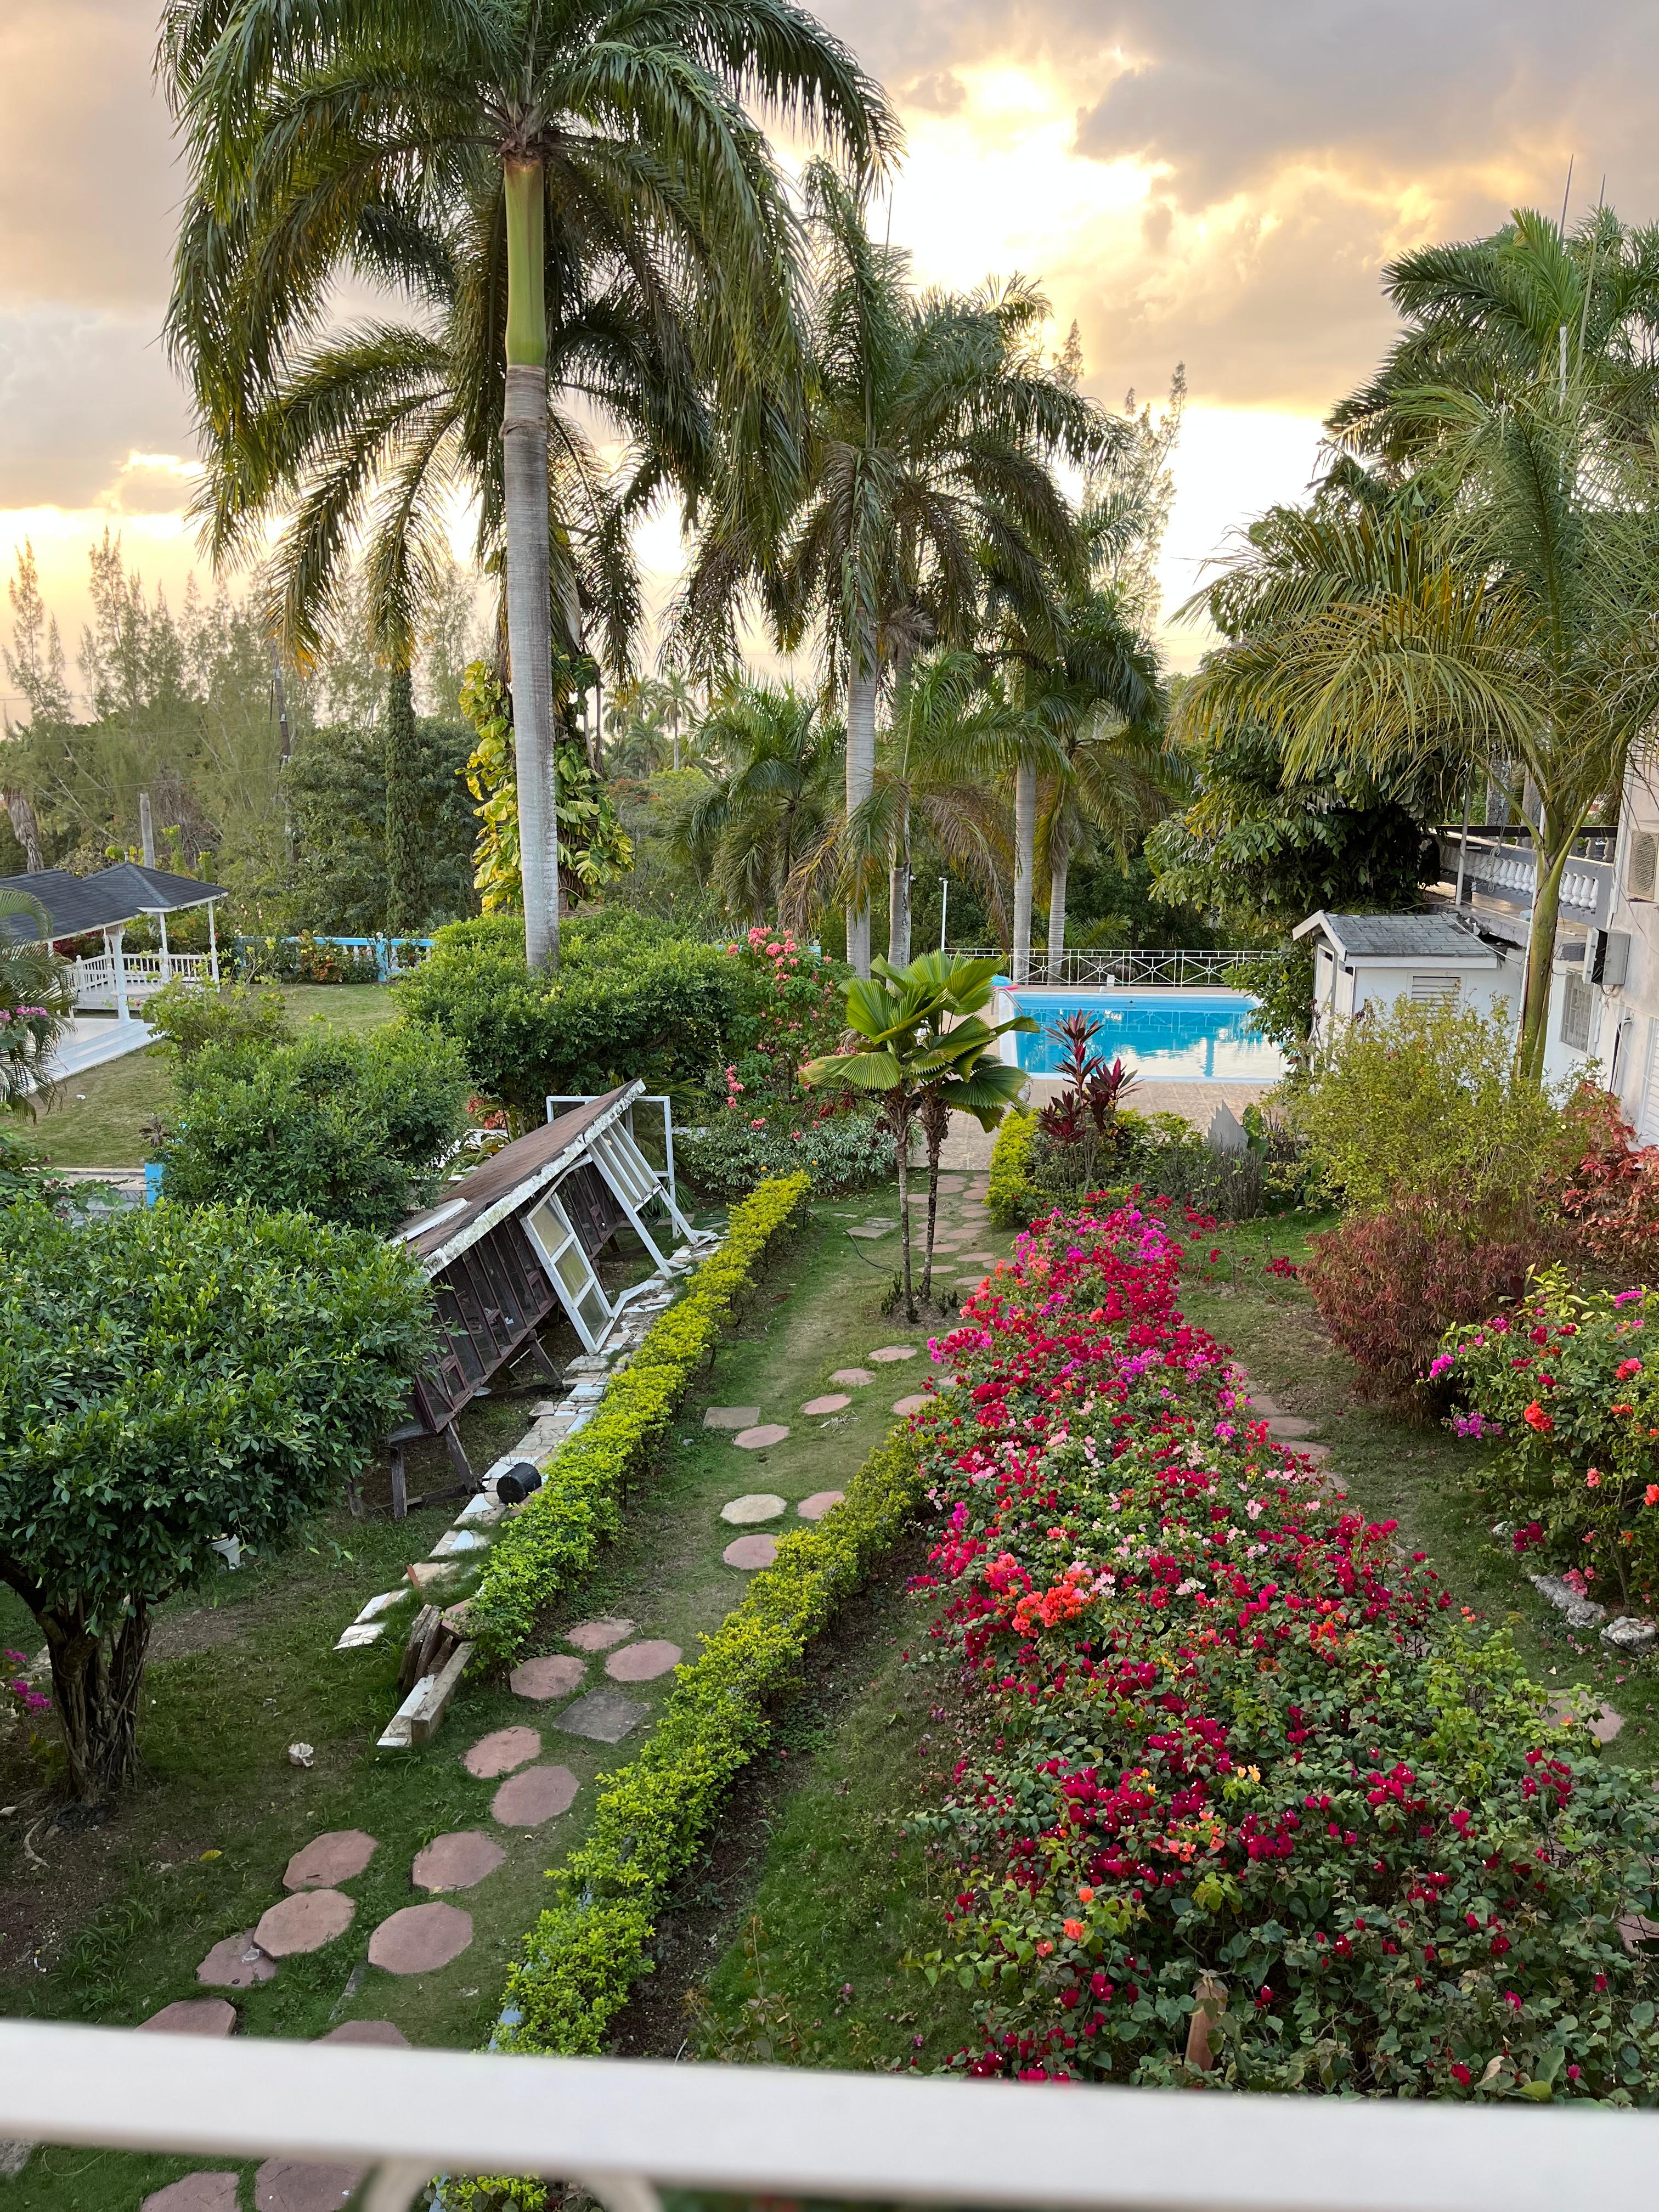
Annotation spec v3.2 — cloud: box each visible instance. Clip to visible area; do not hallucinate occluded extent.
[0,307,195,510]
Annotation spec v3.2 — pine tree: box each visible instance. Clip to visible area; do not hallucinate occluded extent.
[383,667,421,933]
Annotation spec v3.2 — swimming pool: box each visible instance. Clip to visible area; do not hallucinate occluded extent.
[1008,989,1286,1085]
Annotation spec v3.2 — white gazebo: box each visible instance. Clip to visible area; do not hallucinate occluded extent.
[1,862,228,1019]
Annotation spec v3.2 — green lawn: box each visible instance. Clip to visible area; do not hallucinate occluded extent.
[30,986,403,1168]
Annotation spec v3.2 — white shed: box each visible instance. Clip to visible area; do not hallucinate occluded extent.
[1292,911,1516,1048]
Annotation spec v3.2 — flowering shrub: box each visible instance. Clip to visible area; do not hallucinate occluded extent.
[1301,1199,1565,1409]
[676,1099,889,1198]
[2,1652,48,1724]
[1543,1082,1659,1279]
[905,1207,1659,2097]
[722,925,849,1100]
[1439,1271,1659,1601]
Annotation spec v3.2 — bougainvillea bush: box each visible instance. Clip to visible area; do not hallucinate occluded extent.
[906,1207,1659,2097]
[1437,1272,1659,1603]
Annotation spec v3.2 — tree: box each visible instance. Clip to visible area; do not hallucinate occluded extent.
[161,0,895,975]
[802,952,1031,1319]
[0,1200,430,1801]
[383,668,422,934]
[283,714,480,935]
[0,891,74,1113]
[684,162,1118,977]
[678,684,839,924]
[458,662,631,918]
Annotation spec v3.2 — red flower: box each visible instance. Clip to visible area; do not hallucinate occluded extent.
[1449,2062,1472,2087]
[1617,1358,1643,1380]
[1522,1401,1554,1434]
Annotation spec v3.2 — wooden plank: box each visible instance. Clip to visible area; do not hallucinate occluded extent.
[408,1641,473,1747]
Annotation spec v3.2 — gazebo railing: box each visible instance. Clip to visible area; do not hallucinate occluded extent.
[71,949,212,1008]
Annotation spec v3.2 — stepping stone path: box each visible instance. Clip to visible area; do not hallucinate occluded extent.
[556,1689,648,1744]
[1267,1414,1316,1440]
[733,1423,789,1449]
[721,1492,785,1524]
[509,1653,586,1702]
[798,1491,843,1521]
[411,1830,505,1892]
[892,1395,932,1417]
[138,1999,236,2038]
[196,1931,276,1990]
[723,1534,778,1570]
[869,1345,917,1363]
[464,1725,541,1779]
[703,1406,760,1430]
[142,2176,240,2212]
[253,2160,365,2211]
[283,1831,377,1891]
[802,1393,850,1415]
[318,2021,409,2046]
[492,1763,580,1826]
[830,1367,874,1386]
[368,1901,472,1976]
[606,1639,681,1682]
[254,1889,354,1959]
[958,1252,999,1266]
[566,1617,635,1652]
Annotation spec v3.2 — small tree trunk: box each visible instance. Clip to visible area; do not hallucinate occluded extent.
[1047,849,1070,974]
[845,662,878,979]
[918,1087,949,1305]
[890,1093,916,1323]
[383,665,420,935]
[4,787,44,873]
[1519,832,1572,1086]
[1013,759,1036,984]
[41,1604,150,1805]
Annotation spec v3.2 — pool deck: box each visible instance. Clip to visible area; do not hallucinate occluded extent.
[939,1081,1272,1169]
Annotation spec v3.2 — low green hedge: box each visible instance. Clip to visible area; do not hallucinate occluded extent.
[493,1417,928,2057]
[986,1105,1037,1228]
[466,1172,811,1665]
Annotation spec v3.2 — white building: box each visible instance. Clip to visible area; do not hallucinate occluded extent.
[1292,910,1517,1050]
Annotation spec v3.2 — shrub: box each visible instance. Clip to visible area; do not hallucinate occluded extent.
[1030,1106,1314,1224]
[910,1203,1659,2098]
[155,1019,470,1231]
[1543,1082,1659,1280]
[1302,998,1569,1216]
[144,977,292,1063]
[241,930,383,985]
[988,1107,1038,1228]
[676,1102,890,1198]
[719,923,849,1099]
[0,1199,430,1799]
[1440,1271,1659,1602]
[467,1174,811,1664]
[1300,1199,1566,1408]
[396,910,746,1114]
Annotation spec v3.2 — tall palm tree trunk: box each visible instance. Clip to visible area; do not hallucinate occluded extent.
[1013,759,1036,984]
[846,659,877,976]
[501,156,560,973]
[1047,845,1070,974]
[888,789,911,965]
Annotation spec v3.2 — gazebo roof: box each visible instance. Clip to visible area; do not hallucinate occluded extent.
[0,864,228,943]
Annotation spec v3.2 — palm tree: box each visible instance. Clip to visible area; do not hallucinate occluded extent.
[684,161,1119,977]
[160,0,895,972]
[1180,378,1659,1082]
[0,891,74,1113]
[678,685,840,923]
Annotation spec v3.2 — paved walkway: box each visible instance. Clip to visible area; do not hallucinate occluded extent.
[35,1015,155,1089]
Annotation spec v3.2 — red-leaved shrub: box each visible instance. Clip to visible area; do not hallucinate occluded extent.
[1543,1081,1659,1280]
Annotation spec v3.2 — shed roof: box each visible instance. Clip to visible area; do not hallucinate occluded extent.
[1290,910,1503,966]
[396,1082,642,1271]
[0,863,228,943]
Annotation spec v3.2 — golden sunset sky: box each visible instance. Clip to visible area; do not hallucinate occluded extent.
[2,0,1656,710]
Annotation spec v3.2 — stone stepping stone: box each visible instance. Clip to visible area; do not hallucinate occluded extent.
[721,1492,785,1525]
[830,1367,875,1386]
[606,1639,681,1683]
[368,1901,473,1976]
[283,1831,377,1891]
[318,2020,410,2046]
[1548,1695,1624,1743]
[412,1830,506,1892]
[464,1725,541,1779]
[143,2176,240,2212]
[1266,1414,1316,1440]
[724,1533,778,1570]
[196,1931,276,1990]
[892,1395,932,1417]
[253,2159,366,2211]
[566,1617,635,1652]
[733,1423,789,1449]
[492,1763,580,1826]
[555,1690,648,1745]
[802,1393,851,1416]
[869,1345,917,1363]
[957,1252,1000,1265]
[254,1889,354,1959]
[509,1653,586,1702]
[846,1226,891,1240]
[138,1999,236,2038]
[798,1491,844,1521]
[703,1406,760,1430]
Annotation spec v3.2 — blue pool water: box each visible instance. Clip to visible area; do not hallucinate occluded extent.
[1009,989,1286,1084]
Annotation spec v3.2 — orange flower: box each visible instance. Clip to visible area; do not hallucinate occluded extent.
[1063,1918,1086,1940]
[1077,1885,1096,1903]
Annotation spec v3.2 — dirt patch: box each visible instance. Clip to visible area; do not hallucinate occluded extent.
[147,1594,287,1664]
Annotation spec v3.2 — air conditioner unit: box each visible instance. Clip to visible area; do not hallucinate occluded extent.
[1629,831,1659,902]
[1588,927,1630,990]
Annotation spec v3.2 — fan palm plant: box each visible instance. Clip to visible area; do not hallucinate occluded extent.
[677,684,840,923]
[683,161,1118,976]
[0,891,74,1114]
[160,0,895,972]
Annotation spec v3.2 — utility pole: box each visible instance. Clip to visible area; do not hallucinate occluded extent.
[940,876,949,953]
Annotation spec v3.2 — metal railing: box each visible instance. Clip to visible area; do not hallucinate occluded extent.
[3,2021,1655,2212]
[955,947,1260,989]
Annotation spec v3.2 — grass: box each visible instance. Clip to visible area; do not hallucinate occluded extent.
[0,1175,1002,2210]
[29,985,402,1168]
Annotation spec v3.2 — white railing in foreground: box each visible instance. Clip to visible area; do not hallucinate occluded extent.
[2,2021,1656,2212]
[953,947,1257,989]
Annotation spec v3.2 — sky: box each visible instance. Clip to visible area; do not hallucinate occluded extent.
[4,0,1659,713]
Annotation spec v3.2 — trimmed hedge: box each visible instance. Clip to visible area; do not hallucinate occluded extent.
[496,1419,929,2056]
[466,1173,811,1666]
[987,1105,1037,1228]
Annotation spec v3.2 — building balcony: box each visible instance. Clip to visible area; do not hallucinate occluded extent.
[1431,827,1617,940]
